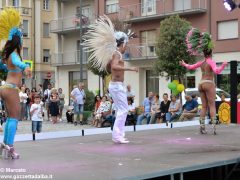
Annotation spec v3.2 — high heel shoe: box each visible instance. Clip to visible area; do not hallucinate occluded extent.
[199,117,207,134]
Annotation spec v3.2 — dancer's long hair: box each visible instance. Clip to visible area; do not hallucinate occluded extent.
[2,35,22,62]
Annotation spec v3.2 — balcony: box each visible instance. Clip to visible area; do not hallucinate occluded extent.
[50,14,95,34]
[119,0,207,23]
[124,43,157,61]
[51,50,88,66]
[0,6,32,16]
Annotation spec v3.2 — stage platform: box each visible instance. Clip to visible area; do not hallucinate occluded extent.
[1,124,240,180]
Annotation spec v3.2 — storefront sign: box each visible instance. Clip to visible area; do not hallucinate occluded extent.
[23,60,33,71]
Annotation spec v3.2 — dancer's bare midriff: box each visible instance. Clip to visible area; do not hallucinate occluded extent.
[5,57,23,87]
[109,52,138,82]
[111,59,125,82]
[200,60,214,83]
[198,60,215,93]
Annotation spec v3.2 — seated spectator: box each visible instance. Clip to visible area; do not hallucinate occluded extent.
[149,94,161,124]
[126,85,135,100]
[150,93,170,124]
[66,107,74,123]
[93,96,111,128]
[166,94,181,122]
[94,95,102,113]
[137,92,154,125]
[179,94,198,121]
[104,101,117,125]
[126,97,136,125]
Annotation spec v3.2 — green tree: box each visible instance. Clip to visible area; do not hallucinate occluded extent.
[87,60,109,95]
[155,15,195,82]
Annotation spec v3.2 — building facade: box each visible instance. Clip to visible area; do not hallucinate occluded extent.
[51,0,240,106]
[0,0,55,89]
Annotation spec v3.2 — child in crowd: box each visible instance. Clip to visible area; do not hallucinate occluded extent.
[66,107,74,123]
[30,95,43,140]
[49,92,60,124]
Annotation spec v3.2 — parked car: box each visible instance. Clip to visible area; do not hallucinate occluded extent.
[180,88,232,116]
[181,88,230,106]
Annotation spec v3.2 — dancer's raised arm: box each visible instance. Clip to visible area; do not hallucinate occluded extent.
[179,60,204,70]
[206,58,227,74]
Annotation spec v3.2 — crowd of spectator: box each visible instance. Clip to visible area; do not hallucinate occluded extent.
[90,84,199,128]
[18,83,65,124]
[0,80,200,130]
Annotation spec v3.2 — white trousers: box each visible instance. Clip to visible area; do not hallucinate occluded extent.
[108,81,128,141]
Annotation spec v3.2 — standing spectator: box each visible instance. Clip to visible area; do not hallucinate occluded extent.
[25,88,31,120]
[30,88,38,105]
[30,95,43,140]
[179,95,198,121]
[137,92,154,125]
[149,94,161,124]
[126,84,135,99]
[49,88,59,124]
[58,88,65,121]
[44,84,52,121]
[37,84,43,99]
[19,86,28,121]
[158,93,171,123]
[166,94,181,123]
[71,82,86,125]
[220,93,226,102]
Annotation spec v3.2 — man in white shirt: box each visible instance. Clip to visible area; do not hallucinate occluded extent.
[71,82,86,125]
[19,86,28,121]
[126,85,135,99]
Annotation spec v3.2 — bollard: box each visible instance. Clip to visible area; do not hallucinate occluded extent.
[33,134,35,141]
[171,123,173,128]
[82,129,84,136]
[134,124,136,132]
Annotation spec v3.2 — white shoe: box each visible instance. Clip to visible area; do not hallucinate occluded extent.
[112,139,130,144]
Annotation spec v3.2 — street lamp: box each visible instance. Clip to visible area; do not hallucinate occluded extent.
[79,0,83,82]
[223,0,240,11]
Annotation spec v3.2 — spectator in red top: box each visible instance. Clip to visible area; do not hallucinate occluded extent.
[94,95,101,112]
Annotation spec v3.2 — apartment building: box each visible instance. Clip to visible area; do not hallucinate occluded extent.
[51,0,240,105]
[0,0,55,89]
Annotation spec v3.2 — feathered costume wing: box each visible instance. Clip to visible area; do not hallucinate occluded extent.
[0,8,21,41]
[83,15,117,71]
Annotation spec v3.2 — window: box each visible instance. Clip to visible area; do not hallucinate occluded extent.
[43,23,50,37]
[186,76,195,88]
[12,0,19,7]
[142,0,156,16]
[106,0,119,14]
[218,20,238,40]
[140,30,157,57]
[22,20,29,37]
[174,0,191,11]
[43,49,50,63]
[23,48,28,59]
[43,0,49,10]
[146,70,159,95]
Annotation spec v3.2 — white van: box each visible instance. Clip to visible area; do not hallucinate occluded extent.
[181,88,230,106]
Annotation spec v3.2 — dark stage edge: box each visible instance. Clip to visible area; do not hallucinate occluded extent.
[1,124,240,180]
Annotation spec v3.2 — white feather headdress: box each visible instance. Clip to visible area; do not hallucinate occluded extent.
[82,15,117,71]
[83,15,134,71]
